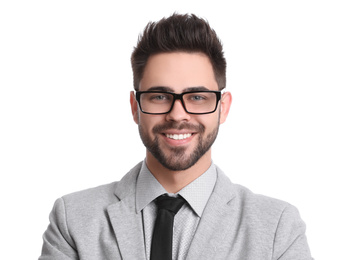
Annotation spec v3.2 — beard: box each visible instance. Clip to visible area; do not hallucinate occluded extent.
[138,120,219,171]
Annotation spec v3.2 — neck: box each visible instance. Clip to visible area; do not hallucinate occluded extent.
[145,150,212,193]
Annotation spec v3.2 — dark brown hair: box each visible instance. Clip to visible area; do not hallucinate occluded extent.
[131,13,226,90]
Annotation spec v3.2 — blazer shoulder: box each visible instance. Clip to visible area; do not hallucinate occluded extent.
[60,162,143,215]
[61,161,143,206]
[234,183,290,216]
[62,181,119,206]
[231,183,307,238]
[231,185,312,259]
[215,166,290,215]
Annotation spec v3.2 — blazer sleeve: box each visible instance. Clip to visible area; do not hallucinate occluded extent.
[39,198,79,260]
[272,204,314,260]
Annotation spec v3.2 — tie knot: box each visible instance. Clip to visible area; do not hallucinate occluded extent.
[155,195,185,214]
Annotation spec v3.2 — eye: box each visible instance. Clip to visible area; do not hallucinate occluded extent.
[191,95,205,100]
[187,94,207,102]
[146,93,172,103]
[150,94,168,100]
[152,95,167,100]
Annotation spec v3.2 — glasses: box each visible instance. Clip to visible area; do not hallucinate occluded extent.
[135,90,221,115]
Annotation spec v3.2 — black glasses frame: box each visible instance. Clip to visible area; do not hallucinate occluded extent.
[135,90,222,115]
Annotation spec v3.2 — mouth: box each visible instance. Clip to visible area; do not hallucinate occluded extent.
[165,133,193,140]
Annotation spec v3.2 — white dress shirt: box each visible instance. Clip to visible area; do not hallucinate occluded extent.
[136,161,217,260]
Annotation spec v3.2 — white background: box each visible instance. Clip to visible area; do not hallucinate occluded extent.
[1,0,336,259]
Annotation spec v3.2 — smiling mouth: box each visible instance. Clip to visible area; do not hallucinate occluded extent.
[165,133,193,140]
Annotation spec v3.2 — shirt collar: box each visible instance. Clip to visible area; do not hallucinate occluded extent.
[136,161,167,213]
[136,161,217,217]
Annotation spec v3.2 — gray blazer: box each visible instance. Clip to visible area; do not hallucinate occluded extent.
[39,162,313,259]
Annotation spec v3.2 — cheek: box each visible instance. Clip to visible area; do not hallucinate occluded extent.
[138,114,162,132]
[198,113,220,131]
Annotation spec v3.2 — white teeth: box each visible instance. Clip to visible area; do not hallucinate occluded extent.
[166,133,192,140]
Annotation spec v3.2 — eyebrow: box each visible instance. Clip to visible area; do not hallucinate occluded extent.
[183,86,210,92]
[146,86,211,92]
[147,86,174,92]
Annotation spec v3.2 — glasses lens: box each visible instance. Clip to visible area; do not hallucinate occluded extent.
[183,92,218,114]
[139,92,174,114]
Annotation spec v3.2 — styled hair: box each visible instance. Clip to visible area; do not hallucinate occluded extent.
[131,13,226,91]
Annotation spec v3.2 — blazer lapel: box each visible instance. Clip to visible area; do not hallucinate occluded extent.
[107,163,146,260]
[186,167,237,259]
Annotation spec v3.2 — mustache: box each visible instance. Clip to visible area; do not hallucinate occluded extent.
[152,122,205,134]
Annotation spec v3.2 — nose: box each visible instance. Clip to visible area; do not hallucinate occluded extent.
[165,99,191,122]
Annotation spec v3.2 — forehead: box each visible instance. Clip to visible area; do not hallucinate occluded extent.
[139,52,218,92]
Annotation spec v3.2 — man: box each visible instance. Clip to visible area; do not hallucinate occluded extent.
[39,14,313,259]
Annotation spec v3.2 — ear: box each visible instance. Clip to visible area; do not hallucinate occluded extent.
[130,91,139,124]
[219,92,232,124]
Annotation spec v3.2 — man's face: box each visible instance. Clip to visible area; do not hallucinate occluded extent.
[131,52,231,171]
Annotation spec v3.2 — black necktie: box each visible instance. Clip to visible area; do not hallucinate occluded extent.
[150,195,185,260]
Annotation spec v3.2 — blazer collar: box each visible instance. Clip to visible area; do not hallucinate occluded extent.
[114,162,142,200]
[107,162,147,260]
[186,166,237,260]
